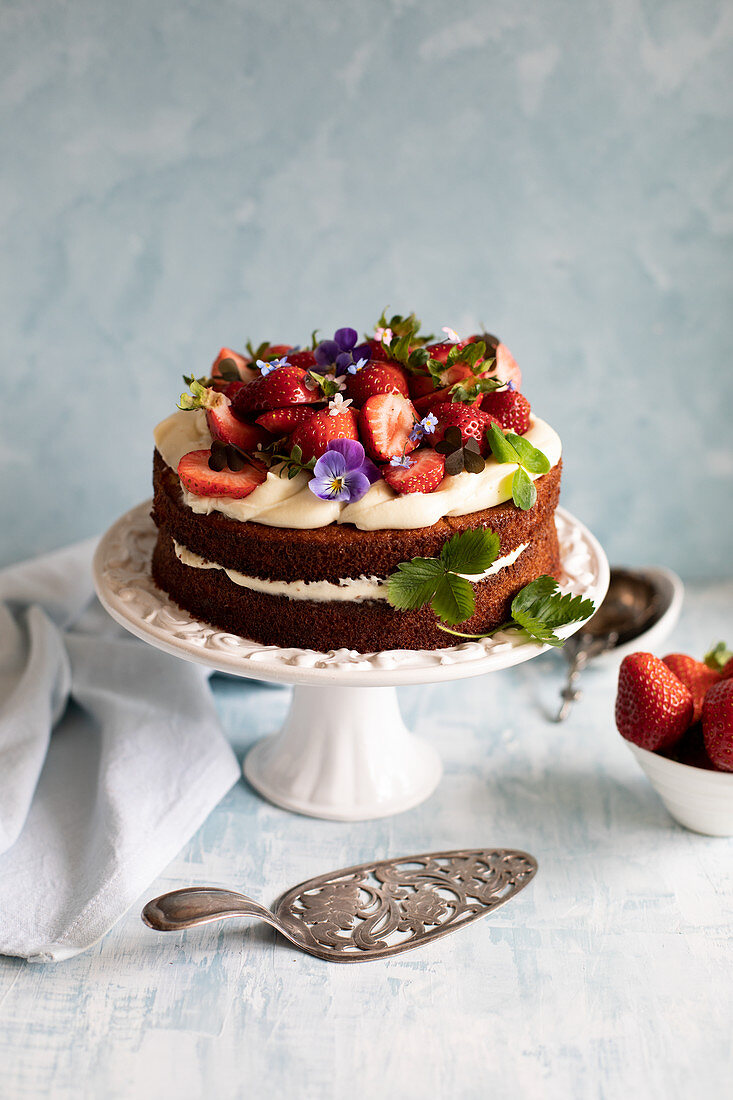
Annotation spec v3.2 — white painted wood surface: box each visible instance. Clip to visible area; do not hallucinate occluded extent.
[1,583,732,1099]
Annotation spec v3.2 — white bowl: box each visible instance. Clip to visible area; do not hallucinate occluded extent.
[626,742,733,837]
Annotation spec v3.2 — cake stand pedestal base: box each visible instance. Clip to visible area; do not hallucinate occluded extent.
[243,685,442,821]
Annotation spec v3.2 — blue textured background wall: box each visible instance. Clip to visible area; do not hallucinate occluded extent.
[1,0,731,577]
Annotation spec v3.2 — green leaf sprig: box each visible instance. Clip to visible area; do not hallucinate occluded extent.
[705,641,733,672]
[386,530,595,646]
[262,442,317,480]
[387,530,500,626]
[438,575,596,648]
[486,424,550,511]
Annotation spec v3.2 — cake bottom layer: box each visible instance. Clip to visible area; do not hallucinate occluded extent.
[151,518,561,653]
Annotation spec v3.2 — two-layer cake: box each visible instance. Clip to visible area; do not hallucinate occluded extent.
[151,313,563,652]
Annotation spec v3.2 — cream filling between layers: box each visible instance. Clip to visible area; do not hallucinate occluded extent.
[154,409,561,532]
[172,539,530,602]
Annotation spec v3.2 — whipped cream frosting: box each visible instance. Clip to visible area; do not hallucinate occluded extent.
[173,539,530,601]
[154,409,561,532]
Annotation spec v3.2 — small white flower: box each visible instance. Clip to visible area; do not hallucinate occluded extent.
[375,326,393,344]
[334,374,348,392]
[442,326,461,344]
[328,393,353,417]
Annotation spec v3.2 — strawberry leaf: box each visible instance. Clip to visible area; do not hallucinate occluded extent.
[430,573,475,625]
[387,558,445,611]
[705,641,733,672]
[510,576,595,647]
[440,529,500,574]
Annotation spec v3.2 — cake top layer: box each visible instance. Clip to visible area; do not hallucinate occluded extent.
[155,309,562,531]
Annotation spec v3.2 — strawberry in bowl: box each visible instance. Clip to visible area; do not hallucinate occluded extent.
[615,645,733,835]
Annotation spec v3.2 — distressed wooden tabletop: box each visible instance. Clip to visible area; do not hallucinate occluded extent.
[1,583,732,1100]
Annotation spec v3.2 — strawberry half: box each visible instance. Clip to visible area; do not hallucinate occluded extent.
[702,680,733,771]
[255,406,318,434]
[383,450,446,495]
[615,652,693,751]
[358,393,419,462]
[467,335,522,389]
[481,388,532,435]
[211,347,258,385]
[662,654,722,724]
[290,407,359,463]
[430,402,498,456]
[177,449,266,499]
[232,366,321,415]
[206,400,270,452]
[344,363,408,404]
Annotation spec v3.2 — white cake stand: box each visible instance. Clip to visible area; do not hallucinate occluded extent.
[93,502,609,821]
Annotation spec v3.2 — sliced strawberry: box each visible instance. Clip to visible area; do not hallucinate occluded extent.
[206,400,271,452]
[467,334,522,389]
[431,401,497,456]
[662,654,722,724]
[290,407,359,463]
[177,450,266,499]
[255,406,318,434]
[211,347,258,384]
[232,366,321,415]
[345,363,408,404]
[383,449,446,495]
[481,388,532,434]
[358,393,419,462]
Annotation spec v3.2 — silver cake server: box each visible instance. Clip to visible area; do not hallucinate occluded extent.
[142,848,537,962]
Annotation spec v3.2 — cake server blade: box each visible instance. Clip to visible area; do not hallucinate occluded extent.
[142,847,537,962]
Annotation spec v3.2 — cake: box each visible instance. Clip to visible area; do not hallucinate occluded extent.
[151,312,564,652]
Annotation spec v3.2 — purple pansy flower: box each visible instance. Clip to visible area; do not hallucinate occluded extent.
[308,439,380,503]
[314,328,371,374]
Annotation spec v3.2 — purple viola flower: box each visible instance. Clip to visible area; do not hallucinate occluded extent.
[314,327,371,374]
[308,439,380,503]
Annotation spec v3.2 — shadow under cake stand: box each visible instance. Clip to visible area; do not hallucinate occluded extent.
[93,502,609,821]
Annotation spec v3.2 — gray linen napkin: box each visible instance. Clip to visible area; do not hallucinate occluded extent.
[0,538,240,961]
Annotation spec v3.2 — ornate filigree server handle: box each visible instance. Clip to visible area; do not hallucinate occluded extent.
[142,848,538,962]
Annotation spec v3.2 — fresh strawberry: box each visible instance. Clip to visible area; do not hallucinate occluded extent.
[662,654,721,723]
[615,652,693,751]
[383,449,445,494]
[365,338,389,362]
[413,387,453,415]
[724,660,733,680]
[282,349,317,370]
[261,344,292,359]
[206,399,270,452]
[177,449,266,499]
[407,373,437,400]
[358,393,419,462]
[224,380,247,402]
[255,406,318,434]
[344,363,408,404]
[702,680,733,771]
[430,402,498,456]
[290,407,359,462]
[211,347,258,384]
[481,388,532,434]
[232,366,321,415]
[466,335,522,389]
[424,341,468,364]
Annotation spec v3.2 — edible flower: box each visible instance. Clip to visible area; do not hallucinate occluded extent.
[375,326,393,345]
[308,439,380,503]
[409,412,438,443]
[442,326,460,343]
[390,454,414,469]
[328,393,353,416]
[256,357,287,376]
[314,328,371,374]
[346,357,368,375]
